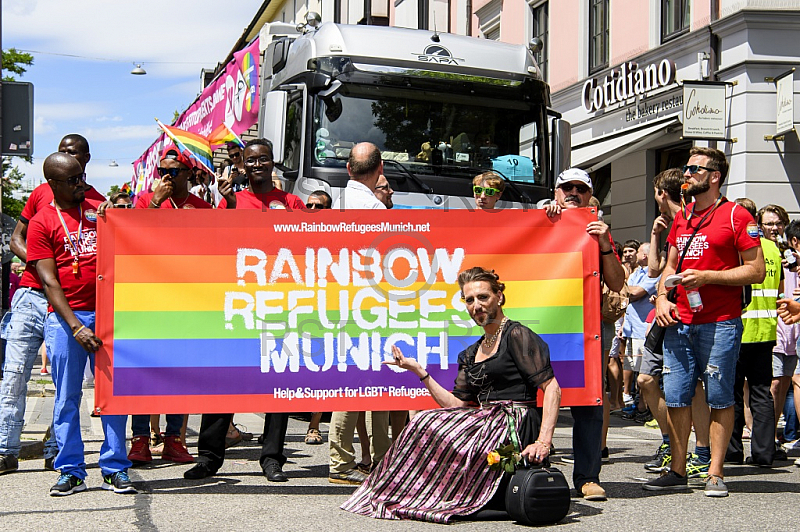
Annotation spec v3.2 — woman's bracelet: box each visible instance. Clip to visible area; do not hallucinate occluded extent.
[420,373,431,382]
[72,325,86,338]
[150,200,160,208]
[534,439,550,449]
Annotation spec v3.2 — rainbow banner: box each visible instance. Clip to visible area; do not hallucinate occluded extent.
[95,209,602,414]
[156,120,215,174]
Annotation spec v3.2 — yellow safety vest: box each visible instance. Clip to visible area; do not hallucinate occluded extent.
[742,237,780,343]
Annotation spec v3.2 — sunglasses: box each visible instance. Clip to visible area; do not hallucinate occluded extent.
[473,186,499,197]
[229,152,242,159]
[682,164,716,175]
[157,167,185,178]
[52,172,87,187]
[375,185,391,192]
[114,203,134,209]
[558,183,591,194]
[305,203,326,209]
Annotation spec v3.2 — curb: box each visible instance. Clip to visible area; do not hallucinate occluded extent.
[19,440,44,460]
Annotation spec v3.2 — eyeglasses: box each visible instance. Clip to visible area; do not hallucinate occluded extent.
[305,203,326,209]
[114,203,134,209]
[157,167,185,178]
[473,186,499,197]
[682,164,717,175]
[244,156,273,166]
[375,185,391,192]
[51,173,87,187]
[558,183,590,194]
[761,221,784,228]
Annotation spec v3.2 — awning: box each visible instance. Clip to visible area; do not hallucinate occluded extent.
[571,117,680,173]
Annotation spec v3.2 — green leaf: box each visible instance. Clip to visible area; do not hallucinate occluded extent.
[503,461,516,474]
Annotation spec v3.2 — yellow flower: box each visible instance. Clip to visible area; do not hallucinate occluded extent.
[486,450,501,466]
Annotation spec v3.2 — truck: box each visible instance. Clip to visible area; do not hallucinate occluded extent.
[258,15,570,209]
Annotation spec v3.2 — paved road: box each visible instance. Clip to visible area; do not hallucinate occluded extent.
[1,374,798,531]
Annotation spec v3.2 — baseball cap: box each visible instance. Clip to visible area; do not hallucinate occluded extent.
[160,145,193,169]
[555,168,593,192]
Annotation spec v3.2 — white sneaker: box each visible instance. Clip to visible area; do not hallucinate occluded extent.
[623,393,634,406]
[794,457,800,467]
[782,439,800,451]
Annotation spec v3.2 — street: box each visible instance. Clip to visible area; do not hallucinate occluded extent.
[1,375,798,532]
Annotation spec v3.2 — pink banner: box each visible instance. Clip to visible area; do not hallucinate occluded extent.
[131,37,261,195]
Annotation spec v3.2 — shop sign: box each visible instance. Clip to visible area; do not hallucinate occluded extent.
[775,69,795,136]
[682,81,727,140]
[582,59,677,113]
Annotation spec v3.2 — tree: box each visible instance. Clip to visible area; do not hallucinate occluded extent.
[2,48,35,217]
[108,185,120,196]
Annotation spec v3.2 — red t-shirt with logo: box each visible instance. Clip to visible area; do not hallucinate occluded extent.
[135,192,212,209]
[217,188,305,210]
[667,199,760,324]
[26,199,103,312]
[18,183,105,289]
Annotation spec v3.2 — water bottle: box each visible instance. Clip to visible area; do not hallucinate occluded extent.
[784,249,797,268]
[686,288,703,312]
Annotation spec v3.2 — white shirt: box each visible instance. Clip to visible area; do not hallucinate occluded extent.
[332,179,386,210]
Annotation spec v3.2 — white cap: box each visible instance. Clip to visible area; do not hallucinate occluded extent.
[555,168,593,192]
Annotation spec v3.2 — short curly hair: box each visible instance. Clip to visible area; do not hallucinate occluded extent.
[458,267,506,306]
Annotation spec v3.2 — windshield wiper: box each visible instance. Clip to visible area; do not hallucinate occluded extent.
[382,159,433,194]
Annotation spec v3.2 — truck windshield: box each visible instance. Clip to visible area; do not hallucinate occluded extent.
[311,85,543,184]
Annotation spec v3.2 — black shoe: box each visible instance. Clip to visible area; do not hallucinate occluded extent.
[263,462,288,482]
[642,470,689,491]
[0,454,19,475]
[49,473,88,496]
[745,456,774,468]
[601,447,611,463]
[102,470,138,494]
[634,410,654,424]
[725,453,744,465]
[774,444,788,461]
[184,462,216,480]
[44,456,55,471]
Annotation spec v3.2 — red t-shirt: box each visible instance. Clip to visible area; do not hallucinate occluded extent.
[217,188,305,210]
[667,199,760,324]
[19,183,105,289]
[135,192,212,209]
[26,199,103,312]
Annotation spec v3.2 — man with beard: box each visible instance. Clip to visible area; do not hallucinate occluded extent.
[644,147,765,497]
[374,175,393,209]
[544,168,625,501]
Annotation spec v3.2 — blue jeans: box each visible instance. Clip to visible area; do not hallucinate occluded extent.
[131,414,185,437]
[663,318,742,409]
[46,311,130,478]
[0,288,58,459]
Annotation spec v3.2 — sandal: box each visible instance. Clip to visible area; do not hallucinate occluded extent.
[225,428,243,448]
[304,428,323,445]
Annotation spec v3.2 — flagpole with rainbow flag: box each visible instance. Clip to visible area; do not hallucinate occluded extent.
[155,118,216,174]
[207,123,245,150]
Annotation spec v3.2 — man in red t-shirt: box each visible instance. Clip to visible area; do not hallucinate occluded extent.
[0,134,103,476]
[136,146,212,210]
[217,139,305,211]
[645,147,765,497]
[27,152,134,496]
[185,139,301,484]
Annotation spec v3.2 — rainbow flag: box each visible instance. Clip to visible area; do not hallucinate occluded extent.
[155,118,215,174]
[208,123,244,150]
[95,209,601,414]
[120,182,131,194]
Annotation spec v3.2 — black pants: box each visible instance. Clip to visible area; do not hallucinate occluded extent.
[727,341,775,465]
[196,413,289,472]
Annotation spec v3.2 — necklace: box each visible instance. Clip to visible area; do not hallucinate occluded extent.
[482,316,508,349]
[169,195,190,209]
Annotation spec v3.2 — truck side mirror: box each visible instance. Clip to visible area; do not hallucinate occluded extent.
[551,118,571,180]
[262,91,288,164]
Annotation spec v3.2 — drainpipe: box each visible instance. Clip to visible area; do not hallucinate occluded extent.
[466,0,472,36]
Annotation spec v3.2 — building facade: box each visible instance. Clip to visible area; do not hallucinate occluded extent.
[219,1,800,240]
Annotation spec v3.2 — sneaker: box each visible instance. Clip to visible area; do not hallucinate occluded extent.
[634,410,654,424]
[329,468,367,485]
[40,367,49,375]
[644,419,660,429]
[623,393,634,406]
[102,470,138,494]
[184,462,216,480]
[782,439,800,451]
[774,442,788,461]
[642,470,689,491]
[0,454,19,475]
[704,474,728,497]
[128,435,152,464]
[161,435,194,463]
[794,457,800,467]
[44,456,55,471]
[645,443,671,472]
[601,447,611,464]
[558,454,575,464]
[686,455,710,478]
[49,473,87,496]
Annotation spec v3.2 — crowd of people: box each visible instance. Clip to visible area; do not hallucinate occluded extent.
[0,133,798,521]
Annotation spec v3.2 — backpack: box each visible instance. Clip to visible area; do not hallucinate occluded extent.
[601,282,629,323]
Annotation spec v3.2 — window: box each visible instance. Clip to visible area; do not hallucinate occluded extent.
[530,1,548,80]
[476,0,502,40]
[283,93,303,171]
[418,0,429,30]
[589,0,609,74]
[662,0,690,41]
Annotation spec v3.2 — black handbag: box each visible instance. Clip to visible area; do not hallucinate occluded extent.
[645,197,726,354]
[501,410,570,526]
[505,461,571,526]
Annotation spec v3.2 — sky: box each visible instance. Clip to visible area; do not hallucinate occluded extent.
[2,0,265,197]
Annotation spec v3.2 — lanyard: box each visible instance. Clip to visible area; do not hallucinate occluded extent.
[54,203,83,276]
